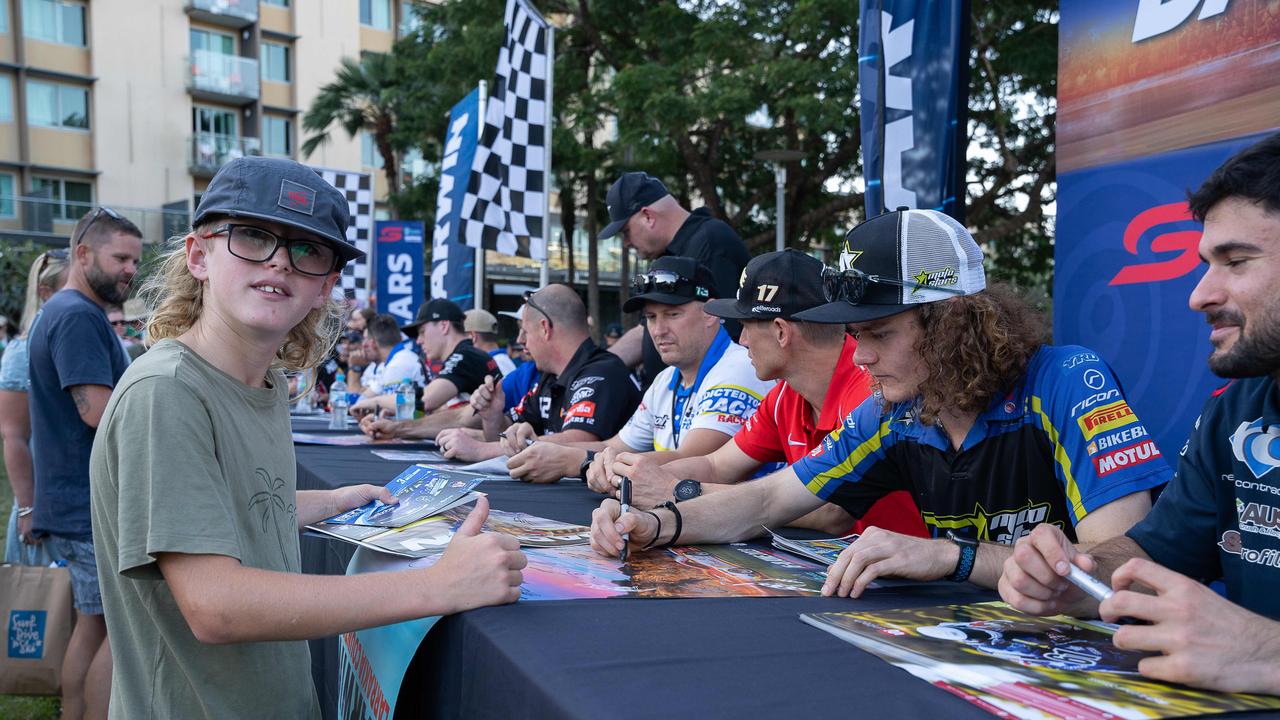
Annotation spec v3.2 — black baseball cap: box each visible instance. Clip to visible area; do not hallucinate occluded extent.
[704,248,831,322]
[599,172,671,240]
[793,208,986,324]
[401,298,465,338]
[603,322,624,338]
[192,156,363,263]
[622,256,714,312]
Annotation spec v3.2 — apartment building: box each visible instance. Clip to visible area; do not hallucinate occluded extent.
[0,0,413,245]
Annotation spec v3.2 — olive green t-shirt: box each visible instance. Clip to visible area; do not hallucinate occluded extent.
[90,339,320,719]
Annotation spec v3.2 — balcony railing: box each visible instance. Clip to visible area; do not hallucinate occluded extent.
[189,134,262,176]
[186,0,257,26]
[187,50,259,101]
[0,196,191,245]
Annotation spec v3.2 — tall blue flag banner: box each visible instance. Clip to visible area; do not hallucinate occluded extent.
[858,0,968,220]
[1055,0,1280,458]
[375,221,425,324]
[431,88,481,308]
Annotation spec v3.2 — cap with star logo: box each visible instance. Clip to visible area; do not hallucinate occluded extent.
[793,207,986,324]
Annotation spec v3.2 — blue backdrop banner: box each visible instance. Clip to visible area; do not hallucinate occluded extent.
[1056,0,1280,458]
[374,220,425,324]
[858,0,967,220]
[431,88,481,308]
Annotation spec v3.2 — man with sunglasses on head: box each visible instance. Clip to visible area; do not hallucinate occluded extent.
[28,205,142,718]
[437,284,641,464]
[591,249,928,536]
[598,172,750,388]
[502,258,775,483]
[591,208,1168,599]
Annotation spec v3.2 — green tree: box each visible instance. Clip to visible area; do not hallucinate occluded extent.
[301,54,405,198]
[366,0,1058,306]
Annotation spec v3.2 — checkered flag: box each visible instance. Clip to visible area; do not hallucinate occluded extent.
[313,167,373,305]
[460,0,550,261]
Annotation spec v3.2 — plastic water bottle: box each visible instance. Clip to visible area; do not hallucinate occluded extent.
[395,378,415,420]
[329,372,350,429]
[395,379,416,420]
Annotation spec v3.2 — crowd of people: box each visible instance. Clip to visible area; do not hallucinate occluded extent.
[2,132,1279,717]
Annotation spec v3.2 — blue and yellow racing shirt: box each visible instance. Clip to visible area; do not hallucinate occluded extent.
[791,345,1171,543]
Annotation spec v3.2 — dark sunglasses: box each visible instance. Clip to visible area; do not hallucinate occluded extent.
[522,290,554,331]
[820,266,964,304]
[630,270,709,299]
[72,207,123,248]
[205,224,340,277]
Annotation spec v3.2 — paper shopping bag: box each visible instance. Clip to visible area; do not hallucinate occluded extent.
[0,563,73,695]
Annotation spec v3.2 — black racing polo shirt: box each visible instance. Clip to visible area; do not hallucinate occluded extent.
[512,338,642,439]
[1128,376,1280,618]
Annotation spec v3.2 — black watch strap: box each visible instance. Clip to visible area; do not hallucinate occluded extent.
[946,530,978,583]
[578,450,596,481]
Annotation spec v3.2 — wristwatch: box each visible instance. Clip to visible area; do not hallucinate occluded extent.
[578,450,596,482]
[673,479,702,502]
[946,530,979,583]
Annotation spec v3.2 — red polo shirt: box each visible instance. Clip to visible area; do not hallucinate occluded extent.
[733,334,927,537]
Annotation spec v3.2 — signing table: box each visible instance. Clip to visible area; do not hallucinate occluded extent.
[291,421,1280,720]
[292,420,1005,720]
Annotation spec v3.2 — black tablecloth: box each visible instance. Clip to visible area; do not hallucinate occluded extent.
[294,442,998,719]
[294,439,1280,720]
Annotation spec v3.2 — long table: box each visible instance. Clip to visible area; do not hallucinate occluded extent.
[293,430,1280,720]
[293,432,1006,719]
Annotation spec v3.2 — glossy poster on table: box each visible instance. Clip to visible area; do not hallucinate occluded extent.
[801,601,1280,719]
[407,542,829,600]
[1055,1,1280,458]
[337,541,833,719]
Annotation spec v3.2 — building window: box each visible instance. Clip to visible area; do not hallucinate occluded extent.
[27,80,89,129]
[261,42,290,83]
[262,0,289,5]
[190,27,235,56]
[264,115,291,157]
[0,77,13,122]
[0,174,15,218]
[361,132,384,168]
[23,0,86,46]
[0,2,9,33]
[31,176,92,221]
[360,0,391,29]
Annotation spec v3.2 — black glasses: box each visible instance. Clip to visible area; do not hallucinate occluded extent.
[72,207,123,248]
[110,320,128,327]
[820,266,964,304]
[206,224,339,276]
[522,290,554,331]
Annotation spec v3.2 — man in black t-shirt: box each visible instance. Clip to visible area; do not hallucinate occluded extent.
[599,172,749,387]
[1000,131,1280,696]
[351,299,497,420]
[438,285,641,466]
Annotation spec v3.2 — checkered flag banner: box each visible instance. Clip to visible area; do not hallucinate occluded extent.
[313,167,373,305]
[460,0,550,260]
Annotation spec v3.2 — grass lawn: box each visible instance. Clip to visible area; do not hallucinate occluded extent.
[0,437,63,720]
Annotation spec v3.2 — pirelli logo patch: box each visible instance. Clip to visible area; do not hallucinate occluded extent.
[1077,400,1135,441]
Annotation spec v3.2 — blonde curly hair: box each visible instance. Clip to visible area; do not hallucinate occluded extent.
[140,226,346,372]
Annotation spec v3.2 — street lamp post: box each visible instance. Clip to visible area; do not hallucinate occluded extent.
[754,149,805,252]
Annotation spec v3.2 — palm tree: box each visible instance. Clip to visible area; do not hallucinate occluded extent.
[302,54,402,197]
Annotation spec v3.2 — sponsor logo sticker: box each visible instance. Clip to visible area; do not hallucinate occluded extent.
[1077,400,1136,440]
[1093,439,1161,477]
[1082,369,1106,390]
[563,401,597,421]
[1230,417,1280,479]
